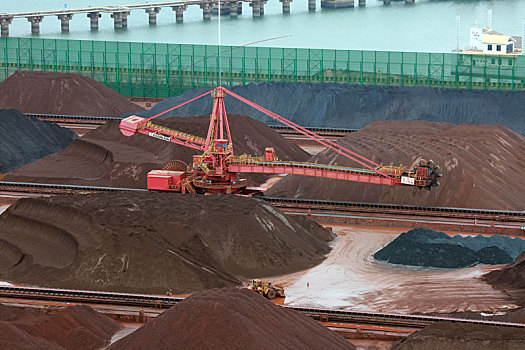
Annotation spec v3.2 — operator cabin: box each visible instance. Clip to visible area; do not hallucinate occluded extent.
[469,27,520,55]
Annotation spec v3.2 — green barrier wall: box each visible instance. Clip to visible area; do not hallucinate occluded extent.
[2,37,525,98]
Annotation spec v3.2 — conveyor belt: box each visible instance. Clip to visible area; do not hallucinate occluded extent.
[0,285,523,329]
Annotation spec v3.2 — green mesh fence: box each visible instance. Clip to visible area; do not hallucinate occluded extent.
[1,36,525,98]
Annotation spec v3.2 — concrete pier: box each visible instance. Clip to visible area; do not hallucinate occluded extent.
[250,1,261,17]
[87,12,101,30]
[57,14,73,32]
[111,12,123,29]
[308,0,316,11]
[383,0,391,4]
[229,2,240,17]
[172,5,187,23]
[121,12,130,27]
[211,4,230,15]
[280,0,292,14]
[321,0,354,8]
[27,16,44,34]
[0,17,13,37]
[359,0,366,6]
[200,3,211,20]
[260,1,267,15]
[145,7,161,25]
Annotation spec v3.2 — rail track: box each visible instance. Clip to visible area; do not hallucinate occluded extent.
[26,113,355,138]
[1,181,522,223]
[1,285,523,329]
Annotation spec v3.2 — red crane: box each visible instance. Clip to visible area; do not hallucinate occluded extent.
[120,86,441,194]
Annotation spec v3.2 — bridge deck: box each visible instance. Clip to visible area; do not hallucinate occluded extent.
[0,0,239,18]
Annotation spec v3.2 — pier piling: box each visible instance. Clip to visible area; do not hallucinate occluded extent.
[308,0,316,11]
[280,0,292,14]
[27,16,43,34]
[250,1,261,17]
[172,5,187,23]
[111,12,123,29]
[145,7,161,25]
[321,0,354,8]
[359,0,366,6]
[200,3,211,20]
[229,2,240,17]
[57,14,73,32]
[87,12,101,30]
[0,17,13,37]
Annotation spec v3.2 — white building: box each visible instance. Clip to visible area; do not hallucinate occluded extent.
[468,27,520,55]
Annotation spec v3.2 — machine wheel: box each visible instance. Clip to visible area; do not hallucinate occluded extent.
[266,289,276,300]
[163,160,189,172]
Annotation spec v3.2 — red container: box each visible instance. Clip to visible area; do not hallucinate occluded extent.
[147,170,186,191]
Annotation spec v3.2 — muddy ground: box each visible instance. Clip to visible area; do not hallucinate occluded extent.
[272,225,518,315]
[0,192,332,294]
[4,114,309,188]
[267,120,525,210]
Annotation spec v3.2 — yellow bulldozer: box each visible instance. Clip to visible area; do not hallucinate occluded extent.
[247,279,285,300]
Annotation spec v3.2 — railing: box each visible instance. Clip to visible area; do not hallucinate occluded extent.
[2,37,525,98]
[228,158,381,176]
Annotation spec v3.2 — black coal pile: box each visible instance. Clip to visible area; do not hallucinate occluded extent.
[136,83,525,135]
[0,109,76,173]
[374,228,520,268]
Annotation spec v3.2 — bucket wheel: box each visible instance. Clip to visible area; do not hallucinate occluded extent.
[163,160,189,172]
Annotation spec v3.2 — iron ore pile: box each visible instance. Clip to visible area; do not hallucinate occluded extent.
[485,252,525,306]
[267,120,525,210]
[0,71,143,117]
[0,303,119,350]
[374,228,525,268]
[108,288,355,350]
[0,109,76,173]
[0,192,333,294]
[4,114,309,188]
[393,321,525,350]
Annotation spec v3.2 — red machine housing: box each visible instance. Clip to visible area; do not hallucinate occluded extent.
[147,170,186,192]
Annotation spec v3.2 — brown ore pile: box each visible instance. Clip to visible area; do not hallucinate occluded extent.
[0,303,119,350]
[0,192,332,294]
[0,71,143,116]
[108,288,355,350]
[393,321,525,350]
[267,120,525,210]
[485,252,525,305]
[4,114,309,188]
